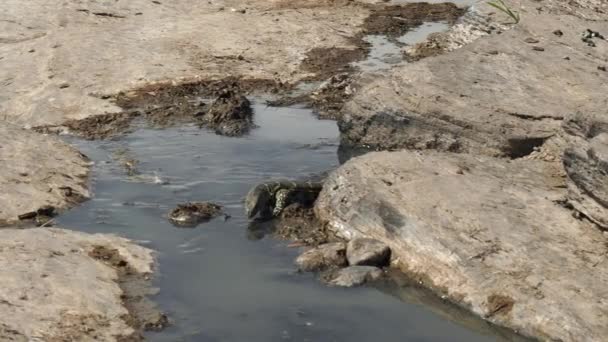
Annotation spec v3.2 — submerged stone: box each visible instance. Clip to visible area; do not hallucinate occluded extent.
[323,266,383,287]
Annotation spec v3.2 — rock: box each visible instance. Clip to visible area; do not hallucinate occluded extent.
[0,0,371,127]
[315,150,608,341]
[310,73,356,120]
[340,1,607,157]
[562,113,608,229]
[295,242,347,272]
[0,125,90,226]
[200,87,254,136]
[168,202,223,227]
[346,238,391,267]
[323,266,383,287]
[0,228,159,341]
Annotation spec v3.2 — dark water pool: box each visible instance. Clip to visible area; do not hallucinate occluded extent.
[56,103,516,341]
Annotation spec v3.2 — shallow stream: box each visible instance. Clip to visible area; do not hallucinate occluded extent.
[57,103,517,341]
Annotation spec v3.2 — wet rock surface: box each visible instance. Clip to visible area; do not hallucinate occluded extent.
[248,204,339,246]
[347,238,391,267]
[315,150,608,341]
[168,202,223,228]
[0,125,90,226]
[0,228,160,341]
[322,266,384,287]
[199,88,254,136]
[295,242,348,272]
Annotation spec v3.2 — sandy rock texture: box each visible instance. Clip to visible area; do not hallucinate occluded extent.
[0,0,371,127]
[340,0,608,157]
[0,125,90,225]
[316,150,608,341]
[0,228,156,341]
[563,113,608,229]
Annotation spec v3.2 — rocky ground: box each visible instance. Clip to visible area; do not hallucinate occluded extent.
[1,0,607,340]
[313,0,608,341]
[0,228,162,341]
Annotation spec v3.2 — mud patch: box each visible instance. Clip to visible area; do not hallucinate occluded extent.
[300,47,368,80]
[200,88,254,136]
[35,77,288,140]
[88,245,168,339]
[35,112,135,140]
[247,204,340,246]
[485,294,515,318]
[363,3,464,37]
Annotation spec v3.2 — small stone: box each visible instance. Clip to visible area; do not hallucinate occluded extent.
[598,66,607,72]
[324,266,383,287]
[553,30,564,37]
[524,38,540,44]
[563,56,571,60]
[532,46,545,52]
[295,242,347,272]
[59,83,70,89]
[346,238,391,267]
[168,202,222,227]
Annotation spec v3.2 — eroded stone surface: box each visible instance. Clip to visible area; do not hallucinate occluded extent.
[315,150,608,341]
[340,0,608,157]
[563,113,608,229]
[0,228,156,341]
[0,124,90,225]
[346,238,391,267]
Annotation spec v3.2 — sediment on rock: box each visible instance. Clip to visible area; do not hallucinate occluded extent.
[0,228,161,341]
[315,150,608,341]
[198,87,254,136]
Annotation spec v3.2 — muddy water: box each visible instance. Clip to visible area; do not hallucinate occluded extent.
[57,103,509,341]
[355,22,449,72]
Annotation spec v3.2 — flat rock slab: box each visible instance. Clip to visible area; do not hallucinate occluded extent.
[0,228,155,341]
[346,238,391,267]
[340,0,608,157]
[296,242,347,272]
[0,0,369,127]
[324,266,383,287]
[315,150,608,341]
[0,125,90,225]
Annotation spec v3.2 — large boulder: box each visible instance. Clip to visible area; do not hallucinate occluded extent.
[0,228,159,341]
[339,0,608,158]
[315,150,608,341]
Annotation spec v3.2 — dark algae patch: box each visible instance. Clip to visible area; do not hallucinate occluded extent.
[363,3,465,37]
